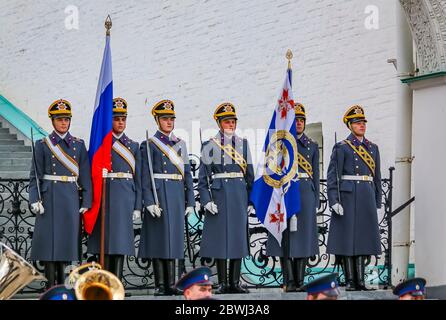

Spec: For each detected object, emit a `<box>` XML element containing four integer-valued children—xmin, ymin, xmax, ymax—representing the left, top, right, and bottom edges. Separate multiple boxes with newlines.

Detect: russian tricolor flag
<box><xmin>83</xmin><ymin>35</ymin><xmax>113</xmax><ymax>235</ymax></box>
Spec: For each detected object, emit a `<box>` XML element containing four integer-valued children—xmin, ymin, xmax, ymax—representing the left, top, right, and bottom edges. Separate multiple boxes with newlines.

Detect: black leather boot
<box><xmin>228</xmin><ymin>259</ymin><xmax>249</xmax><ymax>293</ymax></box>
<box><xmin>215</xmin><ymin>259</ymin><xmax>228</xmax><ymax>294</ymax></box>
<box><xmin>355</xmin><ymin>255</ymin><xmax>373</xmax><ymax>291</ymax></box>
<box><xmin>280</xmin><ymin>257</ymin><xmax>296</xmax><ymax>292</ymax></box>
<box><xmin>114</xmin><ymin>255</ymin><xmax>124</xmax><ymax>281</ymax></box>
<box><xmin>56</xmin><ymin>262</ymin><xmax>67</xmax><ymax>285</ymax></box>
<box><xmin>153</xmin><ymin>259</ymin><xmax>166</xmax><ymax>296</ymax></box>
<box><xmin>165</xmin><ymin>259</ymin><xmax>181</xmax><ymax>295</ymax></box>
<box><xmin>343</xmin><ymin>256</ymin><xmax>356</xmax><ymax>291</ymax></box>
<box><xmin>44</xmin><ymin>262</ymin><xmax>56</xmax><ymax>290</ymax></box>
<box><xmin>293</xmin><ymin>258</ymin><xmax>308</xmax><ymax>292</ymax></box>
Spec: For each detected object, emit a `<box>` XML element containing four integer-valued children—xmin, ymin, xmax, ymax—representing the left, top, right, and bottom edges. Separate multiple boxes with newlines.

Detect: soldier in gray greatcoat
<box><xmin>87</xmin><ymin>97</ymin><xmax>142</xmax><ymax>281</ymax></box>
<box><xmin>138</xmin><ymin>100</ymin><xmax>195</xmax><ymax>296</ymax></box>
<box><xmin>29</xmin><ymin>99</ymin><xmax>92</xmax><ymax>289</ymax></box>
<box><xmin>326</xmin><ymin>105</ymin><xmax>382</xmax><ymax>291</ymax></box>
<box><xmin>198</xmin><ymin>102</ymin><xmax>255</xmax><ymax>294</ymax></box>
<box><xmin>266</xmin><ymin>103</ymin><xmax>320</xmax><ymax>292</ymax></box>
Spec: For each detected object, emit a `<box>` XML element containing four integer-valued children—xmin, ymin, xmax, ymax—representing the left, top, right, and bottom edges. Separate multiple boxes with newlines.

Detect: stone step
<box><xmin>0</xmin><ymin>158</ymin><xmax>32</xmax><ymax>166</ymax></box>
<box><xmin>0</xmin><ymin>133</ymin><xmax>17</xmax><ymax>139</ymax></box>
<box><xmin>0</xmin><ymin>165</ymin><xmax>30</xmax><ymax>171</ymax></box>
<box><xmin>0</xmin><ymin>152</ymin><xmax>32</xmax><ymax>159</ymax></box>
<box><xmin>0</xmin><ymin>139</ymin><xmax>24</xmax><ymax>145</ymax></box>
<box><xmin>0</xmin><ymin>145</ymin><xmax>31</xmax><ymax>152</ymax></box>
<box><xmin>0</xmin><ymin>128</ymin><xmax>10</xmax><ymax>134</ymax></box>
<box><xmin>0</xmin><ymin>171</ymin><xmax>30</xmax><ymax>179</ymax></box>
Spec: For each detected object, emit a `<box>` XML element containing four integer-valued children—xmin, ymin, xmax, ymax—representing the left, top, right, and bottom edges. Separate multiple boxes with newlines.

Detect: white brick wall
<box><xmin>0</xmin><ymin>0</ymin><xmax>398</xmax><ymax>175</ymax></box>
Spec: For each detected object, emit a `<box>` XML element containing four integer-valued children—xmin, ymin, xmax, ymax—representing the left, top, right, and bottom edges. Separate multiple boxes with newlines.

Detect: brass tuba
<box><xmin>68</xmin><ymin>262</ymin><xmax>125</xmax><ymax>300</ymax></box>
<box><xmin>0</xmin><ymin>242</ymin><xmax>47</xmax><ymax>300</ymax></box>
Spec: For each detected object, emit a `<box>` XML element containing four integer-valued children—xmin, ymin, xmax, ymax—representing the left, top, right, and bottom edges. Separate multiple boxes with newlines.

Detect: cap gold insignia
<box><xmin>164</xmin><ymin>102</ymin><xmax>173</xmax><ymax>110</ymax></box>
<box><xmin>415</xmin><ymin>284</ymin><xmax>420</xmax><ymax>290</ymax></box>
<box><xmin>204</xmin><ymin>274</ymin><xmax>209</xmax><ymax>281</ymax></box>
<box><xmin>354</xmin><ymin>106</ymin><xmax>362</xmax><ymax>114</ymax></box>
<box><xmin>331</xmin><ymin>282</ymin><xmax>336</xmax><ymax>288</ymax></box>
<box><xmin>57</xmin><ymin>100</ymin><xmax>67</xmax><ymax>110</ymax></box>
<box><xmin>116</xmin><ymin>101</ymin><xmax>124</xmax><ymax>108</ymax></box>
<box><xmin>223</xmin><ymin>105</ymin><xmax>234</xmax><ymax>112</ymax></box>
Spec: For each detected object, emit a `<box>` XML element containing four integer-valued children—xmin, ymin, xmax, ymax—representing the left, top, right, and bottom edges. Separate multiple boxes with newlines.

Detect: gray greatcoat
<box><xmin>88</xmin><ymin>133</ymin><xmax>142</xmax><ymax>256</ymax></box>
<box><xmin>29</xmin><ymin>131</ymin><xmax>92</xmax><ymax>262</ymax></box>
<box><xmin>266</xmin><ymin>133</ymin><xmax>320</xmax><ymax>258</ymax></box>
<box><xmin>198</xmin><ymin>132</ymin><xmax>255</xmax><ymax>259</ymax></box>
<box><xmin>326</xmin><ymin>133</ymin><xmax>382</xmax><ymax>256</ymax></box>
<box><xmin>138</xmin><ymin>130</ymin><xmax>195</xmax><ymax>259</ymax></box>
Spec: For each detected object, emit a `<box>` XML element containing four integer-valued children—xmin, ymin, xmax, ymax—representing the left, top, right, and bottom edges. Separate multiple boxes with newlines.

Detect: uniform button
<box><xmin>54</xmin><ymin>181</ymin><xmax>57</xmax><ymax>184</ymax></box>
<box><xmin>73</xmin><ymin>156</ymin><xmax>76</xmax><ymax>159</ymax></box>
<box><xmin>128</xmin><ymin>147</ymin><xmax>131</xmax><ymax>150</ymax></box>
<box><xmin>163</xmin><ymin>162</ymin><xmax>167</xmax><ymax>165</ymax></box>
<box><xmin>126</xmin><ymin>178</ymin><xmax>129</xmax><ymax>181</ymax></box>
<box><xmin>307</xmin><ymin>155</ymin><xmax>310</xmax><ymax>158</ymax></box>
<box><xmin>52</xmin><ymin>155</ymin><xmax>55</xmax><ymax>159</ymax></box>
<box><xmin>164</xmin><ymin>170</ymin><xmax>167</xmax><ymax>173</ymax></box>
<box><xmin>225</xmin><ymin>179</ymin><xmax>228</xmax><ymax>182</ymax></box>
<box><xmin>53</xmin><ymin>172</ymin><xmax>57</xmax><ymax>175</ymax></box>
<box><xmin>355</xmin><ymin>158</ymin><xmax>358</xmax><ymax>161</ymax></box>
<box><xmin>73</xmin><ymin>147</ymin><xmax>76</xmax><ymax>151</ymax></box>
<box><xmin>165</xmin><ymin>179</ymin><xmax>168</xmax><ymax>182</ymax></box>
<box><xmin>357</xmin><ymin>181</ymin><xmax>360</xmax><ymax>184</ymax></box>
<box><xmin>240</xmin><ymin>179</ymin><xmax>242</xmax><ymax>181</ymax></box>
<box><xmin>111</xmin><ymin>178</ymin><xmax>114</xmax><ymax>181</ymax></box>
<box><xmin>356</xmin><ymin>166</ymin><xmax>359</xmax><ymax>168</ymax></box>
<box><xmin>371</xmin><ymin>151</ymin><xmax>373</xmax><ymax>154</ymax></box>
<box><xmin>162</xmin><ymin>154</ymin><xmax>165</xmax><ymax>157</ymax></box>
<box><xmin>356</xmin><ymin>173</ymin><xmax>359</xmax><ymax>176</ymax></box>
<box><xmin>53</xmin><ymin>164</ymin><xmax>56</xmax><ymax>167</ymax></box>
<box><xmin>111</xmin><ymin>170</ymin><xmax>113</xmax><ymax>173</ymax></box>
<box><xmin>308</xmin><ymin>147</ymin><xmax>310</xmax><ymax>150</ymax></box>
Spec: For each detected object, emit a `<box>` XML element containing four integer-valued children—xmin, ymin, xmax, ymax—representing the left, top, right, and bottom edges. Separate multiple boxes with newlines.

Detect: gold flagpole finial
<box><xmin>105</xmin><ymin>15</ymin><xmax>112</xmax><ymax>36</ymax></box>
<box><xmin>286</xmin><ymin>49</ymin><xmax>293</xmax><ymax>69</ymax></box>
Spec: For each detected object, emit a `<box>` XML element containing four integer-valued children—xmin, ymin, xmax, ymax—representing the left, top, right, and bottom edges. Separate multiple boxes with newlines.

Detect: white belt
<box><xmin>43</xmin><ymin>174</ymin><xmax>77</xmax><ymax>183</ymax></box>
<box><xmin>298</xmin><ymin>173</ymin><xmax>310</xmax><ymax>179</ymax></box>
<box><xmin>105</xmin><ymin>172</ymin><xmax>133</xmax><ymax>179</ymax></box>
<box><xmin>153</xmin><ymin>173</ymin><xmax>183</xmax><ymax>180</ymax></box>
<box><xmin>213</xmin><ymin>172</ymin><xmax>244</xmax><ymax>179</ymax></box>
<box><xmin>341</xmin><ymin>175</ymin><xmax>373</xmax><ymax>182</ymax></box>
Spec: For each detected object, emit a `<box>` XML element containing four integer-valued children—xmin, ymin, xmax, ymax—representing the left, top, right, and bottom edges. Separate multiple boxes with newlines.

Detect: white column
<box><xmin>391</xmin><ymin>1</ymin><xmax>413</xmax><ymax>286</ymax></box>
<box><xmin>406</xmin><ymin>73</ymin><xmax>446</xmax><ymax>286</ymax></box>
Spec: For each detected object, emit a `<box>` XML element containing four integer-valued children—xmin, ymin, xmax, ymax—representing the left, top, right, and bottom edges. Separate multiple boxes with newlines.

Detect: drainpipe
<box><xmin>391</xmin><ymin>1</ymin><xmax>413</xmax><ymax>285</ymax></box>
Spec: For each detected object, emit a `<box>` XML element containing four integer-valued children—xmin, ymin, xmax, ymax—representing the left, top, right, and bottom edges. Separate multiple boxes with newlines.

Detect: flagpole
<box><xmin>283</xmin><ymin>49</ymin><xmax>292</xmax><ymax>291</ymax></box>
<box><xmin>100</xmin><ymin>15</ymin><xmax>112</xmax><ymax>269</ymax></box>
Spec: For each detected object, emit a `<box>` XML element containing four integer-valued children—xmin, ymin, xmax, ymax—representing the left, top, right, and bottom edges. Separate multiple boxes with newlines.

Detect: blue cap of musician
<box><xmin>39</xmin><ymin>285</ymin><xmax>77</xmax><ymax>300</ymax></box>
<box><xmin>393</xmin><ymin>277</ymin><xmax>426</xmax><ymax>300</ymax></box>
<box><xmin>175</xmin><ymin>267</ymin><xmax>214</xmax><ymax>300</ymax></box>
<box><xmin>302</xmin><ymin>273</ymin><xmax>340</xmax><ymax>300</ymax></box>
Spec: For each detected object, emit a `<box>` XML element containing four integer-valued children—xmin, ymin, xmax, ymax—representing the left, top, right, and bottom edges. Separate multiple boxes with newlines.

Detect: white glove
<box><xmin>31</xmin><ymin>202</ymin><xmax>44</xmax><ymax>215</ymax></box>
<box><xmin>132</xmin><ymin>210</ymin><xmax>141</xmax><ymax>221</ymax></box>
<box><xmin>204</xmin><ymin>202</ymin><xmax>218</xmax><ymax>215</ymax></box>
<box><xmin>247</xmin><ymin>205</ymin><xmax>255</xmax><ymax>215</ymax></box>
<box><xmin>147</xmin><ymin>205</ymin><xmax>162</xmax><ymax>218</ymax></box>
<box><xmin>185</xmin><ymin>206</ymin><xmax>194</xmax><ymax>217</ymax></box>
<box><xmin>331</xmin><ymin>203</ymin><xmax>344</xmax><ymax>216</ymax></box>
<box><xmin>79</xmin><ymin>208</ymin><xmax>88</xmax><ymax>214</ymax></box>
